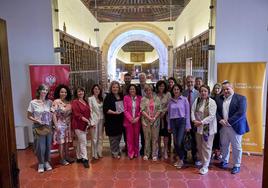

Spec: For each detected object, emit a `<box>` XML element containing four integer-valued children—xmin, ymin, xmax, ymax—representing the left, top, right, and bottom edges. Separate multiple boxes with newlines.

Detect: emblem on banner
<box><xmin>45</xmin><ymin>75</ymin><xmax>56</xmax><ymax>86</ymax></box>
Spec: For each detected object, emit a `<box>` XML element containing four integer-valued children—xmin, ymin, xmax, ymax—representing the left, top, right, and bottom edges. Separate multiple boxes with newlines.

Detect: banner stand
<box><xmin>29</xmin><ymin>64</ymin><xmax>71</xmax><ymax>152</ymax></box>
<box><xmin>218</xmin><ymin>62</ymin><xmax>266</xmax><ymax>154</ymax></box>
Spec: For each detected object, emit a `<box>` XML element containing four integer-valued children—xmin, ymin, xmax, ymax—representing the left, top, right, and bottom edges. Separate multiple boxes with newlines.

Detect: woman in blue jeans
<box><xmin>27</xmin><ymin>84</ymin><xmax>53</xmax><ymax>173</ymax></box>
<box><xmin>168</xmin><ymin>84</ymin><xmax>191</xmax><ymax>168</ymax></box>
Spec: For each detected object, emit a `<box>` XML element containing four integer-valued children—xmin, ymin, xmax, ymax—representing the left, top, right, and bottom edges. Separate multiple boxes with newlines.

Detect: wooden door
<box><xmin>0</xmin><ymin>18</ymin><xmax>19</xmax><ymax>188</ymax></box>
<box><xmin>263</xmin><ymin>88</ymin><xmax>268</xmax><ymax>188</ymax></box>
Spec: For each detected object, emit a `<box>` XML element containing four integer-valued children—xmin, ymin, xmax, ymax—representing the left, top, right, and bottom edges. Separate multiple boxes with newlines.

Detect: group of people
<box><xmin>27</xmin><ymin>84</ymin><xmax>103</xmax><ymax>171</ymax></box>
<box><xmin>27</xmin><ymin>73</ymin><xmax>249</xmax><ymax>176</ymax></box>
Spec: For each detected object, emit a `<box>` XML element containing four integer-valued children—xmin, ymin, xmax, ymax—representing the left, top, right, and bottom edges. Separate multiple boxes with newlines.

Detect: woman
<box><xmin>156</xmin><ymin>80</ymin><xmax>171</xmax><ymax>159</ymax></box>
<box><xmin>71</xmin><ymin>87</ymin><xmax>91</xmax><ymax>168</ymax></box>
<box><xmin>211</xmin><ymin>83</ymin><xmax>222</xmax><ymax>99</ymax></box>
<box><xmin>140</xmin><ymin>84</ymin><xmax>161</xmax><ymax>161</ymax></box>
<box><xmin>191</xmin><ymin>85</ymin><xmax>217</xmax><ymax>175</ymax></box>
<box><xmin>88</xmin><ymin>84</ymin><xmax>104</xmax><ymax>160</ymax></box>
<box><xmin>168</xmin><ymin>77</ymin><xmax>177</xmax><ymax>91</ymax></box>
<box><xmin>27</xmin><ymin>84</ymin><xmax>53</xmax><ymax>173</ymax></box>
<box><xmin>211</xmin><ymin>83</ymin><xmax>222</xmax><ymax>160</ymax></box>
<box><xmin>167</xmin><ymin>77</ymin><xmax>177</xmax><ymax>153</ymax></box>
<box><xmin>168</xmin><ymin>84</ymin><xmax>191</xmax><ymax>169</ymax></box>
<box><xmin>51</xmin><ymin>84</ymin><xmax>73</xmax><ymax>166</ymax></box>
<box><xmin>103</xmin><ymin>81</ymin><xmax>124</xmax><ymax>159</ymax></box>
<box><xmin>123</xmin><ymin>84</ymin><xmax>142</xmax><ymax>159</ymax></box>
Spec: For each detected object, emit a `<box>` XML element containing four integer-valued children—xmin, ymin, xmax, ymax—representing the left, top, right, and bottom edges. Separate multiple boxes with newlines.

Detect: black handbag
<box><xmin>183</xmin><ymin>132</ymin><xmax>192</xmax><ymax>151</ymax></box>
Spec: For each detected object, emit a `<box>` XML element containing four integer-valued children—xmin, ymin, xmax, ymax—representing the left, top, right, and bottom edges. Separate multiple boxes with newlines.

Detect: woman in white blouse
<box><xmin>27</xmin><ymin>84</ymin><xmax>53</xmax><ymax>173</ymax></box>
<box><xmin>191</xmin><ymin>85</ymin><xmax>217</xmax><ymax>175</ymax></box>
<box><xmin>88</xmin><ymin>84</ymin><xmax>104</xmax><ymax>159</ymax></box>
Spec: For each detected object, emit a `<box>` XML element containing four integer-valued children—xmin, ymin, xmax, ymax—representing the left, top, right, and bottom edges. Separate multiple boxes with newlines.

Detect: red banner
<box><xmin>29</xmin><ymin>64</ymin><xmax>71</xmax><ymax>151</ymax></box>
<box><xmin>29</xmin><ymin>64</ymin><xmax>70</xmax><ymax>100</ymax></box>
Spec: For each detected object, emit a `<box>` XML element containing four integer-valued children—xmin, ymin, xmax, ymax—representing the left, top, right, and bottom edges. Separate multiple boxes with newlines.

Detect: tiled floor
<box><xmin>18</xmin><ymin>147</ymin><xmax>263</xmax><ymax>188</ymax></box>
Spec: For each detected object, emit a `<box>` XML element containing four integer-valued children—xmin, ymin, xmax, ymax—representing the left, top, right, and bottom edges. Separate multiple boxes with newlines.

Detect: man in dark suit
<box><xmin>136</xmin><ymin>72</ymin><xmax>146</xmax><ymax>97</ymax></box>
<box><xmin>182</xmin><ymin>75</ymin><xmax>200</xmax><ymax>165</ymax></box>
<box><xmin>122</xmin><ymin>73</ymin><xmax>131</xmax><ymax>96</ymax></box>
<box><xmin>136</xmin><ymin>73</ymin><xmax>147</xmax><ymax>156</ymax></box>
<box><xmin>215</xmin><ymin>81</ymin><xmax>249</xmax><ymax>174</ymax></box>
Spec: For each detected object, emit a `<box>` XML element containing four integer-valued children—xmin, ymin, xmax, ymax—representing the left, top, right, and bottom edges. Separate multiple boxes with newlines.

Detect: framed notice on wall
<box><xmin>186</xmin><ymin>57</ymin><xmax>192</xmax><ymax>76</ymax></box>
<box><xmin>131</xmin><ymin>52</ymin><xmax>145</xmax><ymax>62</ymax></box>
<box><xmin>134</xmin><ymin>65</ymin><xmax>142</xmax><ymax>72</ymax></box>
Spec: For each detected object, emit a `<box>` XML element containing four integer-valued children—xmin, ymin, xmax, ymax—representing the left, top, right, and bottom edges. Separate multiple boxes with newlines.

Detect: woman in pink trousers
<box><xmin>123</xmin><ymin>84</ymin><xmax>142</xmax><ymax>159</ymax></box>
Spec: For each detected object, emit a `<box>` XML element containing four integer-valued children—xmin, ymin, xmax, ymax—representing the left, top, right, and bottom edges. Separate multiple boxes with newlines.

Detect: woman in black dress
<box><xmin>211</xmin><ymin>83</ymin><xmax>222</xmax><ymax>160</ymax></box>
<box><xmin>103</xmin><ymin>81</ymin><xmax>124</xmax><ymax>159</ymax></box>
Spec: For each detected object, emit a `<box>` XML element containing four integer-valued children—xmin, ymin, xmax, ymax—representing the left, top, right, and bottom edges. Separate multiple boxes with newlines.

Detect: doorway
<box><xmin>0</xmin><ymin>18</ymin><xmax>19</xmax><ymax>188</ymax></box>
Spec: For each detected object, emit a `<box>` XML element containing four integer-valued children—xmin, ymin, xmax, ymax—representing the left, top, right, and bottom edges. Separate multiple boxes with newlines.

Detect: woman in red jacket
<box><xmin>123</xmin><ymin>84</ymin><xmax>142</xmax><ymax>159</ymax></box>
<box><xmin>71</xmin><ymin>87</ymin><xmax>91</xmax><ymax>168</ymax></box>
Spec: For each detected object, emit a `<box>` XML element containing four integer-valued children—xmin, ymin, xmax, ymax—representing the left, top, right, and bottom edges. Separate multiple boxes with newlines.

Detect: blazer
<box><xmin>103</xmin><ymin>93</ymin><xmax>124</xmax><ymax>136</ymax></box>
<box><xmin>182</xmin><ymin>88</ymin><xmax>199</xmax><ymax>106</ymax></box>
<box><xmin>123</xmin><ymin>95</ymin><xmax>142</xmax><ymax>127</ymax></box>
<box><xmin>71</xmin><ymin>99</ymin><xmax>91</xmax><ymax>131</ymax></box>
<box><xmin>215</xmin><ymin>93</ymin><xmax>249</xmax><ymax>135</ymax></box>
<box><xmin>88</xmin><ymin>96</ymin><xmax>103</xmax><ymax>126</ymax></box>
<box><xmin>140</xmin><ymin>95</ymin><xmax>161</xmax><ymax>127</ymax></box>
<box><xmin>191</xmin><ymin>97</ymin><xmax>217</xmax><ymax>135</ymax></box>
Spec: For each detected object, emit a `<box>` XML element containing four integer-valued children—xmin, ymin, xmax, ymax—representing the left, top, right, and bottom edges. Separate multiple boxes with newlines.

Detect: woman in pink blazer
<box><xmin>123</xmin><ymin>84</ymin><xmax>142</xmax><ymax>159</ymax></box>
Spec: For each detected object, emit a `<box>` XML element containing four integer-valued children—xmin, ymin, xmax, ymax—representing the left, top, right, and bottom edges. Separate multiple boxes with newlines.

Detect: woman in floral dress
<box><xmin>51</xmin><ymin>84</ymin><xmax>73</xmax><ymax>165</ymax></box>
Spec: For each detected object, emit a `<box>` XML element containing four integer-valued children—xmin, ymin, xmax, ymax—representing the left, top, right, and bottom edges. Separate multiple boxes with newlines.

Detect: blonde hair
<box><xmin>109</xmin><ymin>80</ymin><xmax>120</xmax><ymax>93</ymax></box>
<box><xmin>144</xmin><ymin>84</ymin><xmax>154</xmax><ymax>92</ymax></box>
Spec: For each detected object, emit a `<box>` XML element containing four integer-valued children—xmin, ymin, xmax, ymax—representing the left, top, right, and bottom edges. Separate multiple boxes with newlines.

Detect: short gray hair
<box><xmin>139</xmin><ymin>72</ymin><xmax>146</xmax><ymax>79</ymax></box>
<box><xmin>186</xmin><ymin>75</ymin><xmax>195</xmax><ymax>81</ymax></box>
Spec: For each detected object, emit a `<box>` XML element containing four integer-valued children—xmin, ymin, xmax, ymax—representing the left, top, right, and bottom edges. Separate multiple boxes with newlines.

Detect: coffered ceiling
<box><xmin>122</xmin><ymin>41</ymin><xmax>154</xmax><ymax>52</ymax></box>
<box><xmin>81</xmin><ymin>0</ymin><xmax>190</xmax><ymax>22</ymax></box>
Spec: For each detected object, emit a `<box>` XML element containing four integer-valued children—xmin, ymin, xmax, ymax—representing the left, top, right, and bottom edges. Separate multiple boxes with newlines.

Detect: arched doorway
<box><xmin>101</xmin><ymin>23</ymin><xmax>173</xmax><ymax>85</ymax></box>
<box><xmin>116</xmin><ymin>41</ymin><xmax>159</xmax><ymax>81</ymax></box>
<box><xmin>107</xmin><ymin>29</ymin><xmax>167</xmax><ymax>80</ymax></box>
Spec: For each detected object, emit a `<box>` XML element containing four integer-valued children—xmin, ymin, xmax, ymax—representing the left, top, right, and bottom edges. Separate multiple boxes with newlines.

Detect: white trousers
<box><xmin>75</xmin><ymin>129</ymin><xmax>88</xmax><ymax>160</ymax></box>
<box><xmin>196</xmin><ymin>133</ymin><xmax>214</xmax><ymax>168</ymax></box>
<box><xmin>220</xmin><ymin>126</ymin><xmax>242</xmax><ymax>167</ymax></box>
<box><xmin>90</xmin><ymin>119</ymin><xmax>104</xmax><ymax>158</ymax></box>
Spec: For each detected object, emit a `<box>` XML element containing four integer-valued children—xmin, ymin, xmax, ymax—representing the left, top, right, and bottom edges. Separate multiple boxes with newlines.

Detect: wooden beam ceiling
<box><xmin>122</xmin><ymin>41</ymin><xmax>154</xmax><ymax>52</ymax></box>
<box><xmin>81</xmin><ymin>0</ymin><xmax>191</xmax><ymax>22</ymax></box>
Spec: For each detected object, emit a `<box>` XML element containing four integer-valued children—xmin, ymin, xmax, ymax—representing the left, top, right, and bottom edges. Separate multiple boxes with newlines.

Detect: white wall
<box><xmin>0</xmin><ymin>0</ymin><xmax>55</xmax><ymax>143</ymax></box>
<box><xmin>174</xmin><ymin>0</ymin><xmax>210</xmax><ymax>47</ymax></box>
<box><xmin>58</xmin><ymin>0</ymin><xmax>99</xmax><ymax>46</ymax></box>
<box><xmin>117</xmin><ymin>49</ymin><xmax>159</xmax><ymax>64</ymax></box>
<box><xmin>215</xmin><ymin>0</ymin><xmax>268</xmax><ymax>135</ymax></box>
<box><xmin>215</xmin><ymin>0</ymin><xmax>268</xmax><ymax>64</ymax></box>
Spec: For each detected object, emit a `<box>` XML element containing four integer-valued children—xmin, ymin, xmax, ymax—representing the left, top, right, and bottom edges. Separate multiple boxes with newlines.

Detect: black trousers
<box><xmin>123</xmin><ymin>126</ymin><xmax>127</xmax><ymax>146</ymax></box>
<box><xmin>140</xmin><ymin>127</ymin><xmax>145</xmax><ymax>155</ymax></box>
<box><xmin>184</xmin><ymin>126</ymin><xmax>197</xmax><ymax>162</ymax></box>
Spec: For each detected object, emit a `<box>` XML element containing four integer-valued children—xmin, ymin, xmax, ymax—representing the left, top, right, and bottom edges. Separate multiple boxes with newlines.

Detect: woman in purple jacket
<box><xmin>168</xmin><ymin>84</ymin><xmax>191</xmax><ymax>169</ymax></box>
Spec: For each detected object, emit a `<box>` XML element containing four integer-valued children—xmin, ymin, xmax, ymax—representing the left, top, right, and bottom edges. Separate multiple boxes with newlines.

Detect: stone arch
<box><xmin>101</xmin><ymin>23</ymin><xmax>173</xmax><ymax>82</ymax></box>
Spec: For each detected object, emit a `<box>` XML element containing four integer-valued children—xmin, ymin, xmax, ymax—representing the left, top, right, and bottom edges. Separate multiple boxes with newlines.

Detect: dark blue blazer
<box><xmin>215</xmin><ymin>93</ymin><xmax>250</xmax><ymax>135</ymax></box>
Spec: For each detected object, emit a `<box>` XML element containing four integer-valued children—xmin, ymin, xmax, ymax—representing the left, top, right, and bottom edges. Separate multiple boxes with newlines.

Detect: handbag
<box><xmin>183</xmin><ymin>132</ymin><xmax>192</xmax><ymax>151</ymax></box>
<box><xmin>34</xmin><ymin>125</ymin><xmax>51</xmax><ymax>136</ymax></box>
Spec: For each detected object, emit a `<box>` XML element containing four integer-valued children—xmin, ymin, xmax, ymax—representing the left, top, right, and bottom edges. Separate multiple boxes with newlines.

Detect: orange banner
<box><xmin>217</xmin><ymin>62</ymin><xmax>266</xmax><ymax>154</ymax></box>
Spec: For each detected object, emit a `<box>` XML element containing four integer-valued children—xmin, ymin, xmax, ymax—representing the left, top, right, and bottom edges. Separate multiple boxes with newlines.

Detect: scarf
<box><xmin>195</xmin><ymin>97</ymin><xmax>210</xmax><ymax>142</ymax></box>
